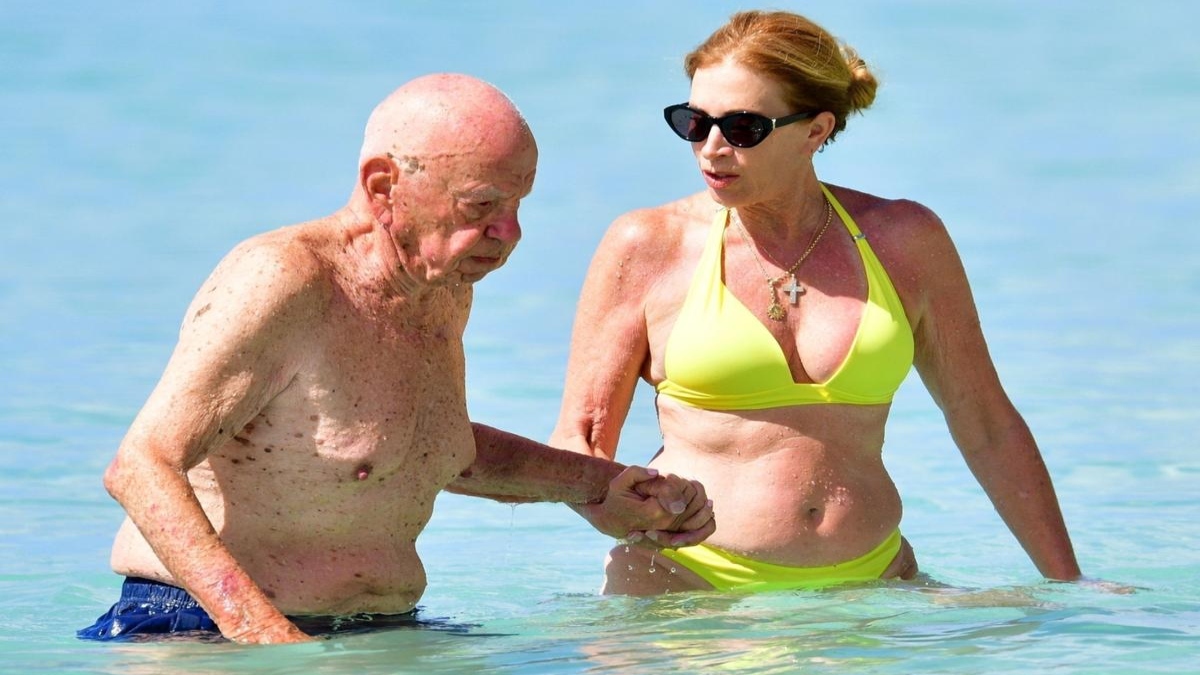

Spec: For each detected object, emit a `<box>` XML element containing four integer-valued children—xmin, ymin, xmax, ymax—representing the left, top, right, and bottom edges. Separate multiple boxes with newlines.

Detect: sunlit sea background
<box><xmin>2</xmin><ymin>1</ymin><xmax>1198</xmax><ymax>673</ymax></box>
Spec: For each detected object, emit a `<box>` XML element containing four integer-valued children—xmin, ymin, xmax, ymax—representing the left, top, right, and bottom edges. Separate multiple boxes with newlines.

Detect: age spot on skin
<box><xmin>388</xmin><ymin>153</ymin><xmax>424</xmax><ymax>174</ymax></box>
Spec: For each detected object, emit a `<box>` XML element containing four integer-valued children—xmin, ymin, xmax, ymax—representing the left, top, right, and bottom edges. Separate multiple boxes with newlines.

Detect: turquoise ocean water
<box><xmin>2</xmin><ymin>1</ymin><xmax>1198</xmax><ymax>672</ymax></box>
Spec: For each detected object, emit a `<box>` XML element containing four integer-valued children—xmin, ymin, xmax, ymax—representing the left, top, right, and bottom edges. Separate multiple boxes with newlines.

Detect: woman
<box><xmin>550</xmin><ymin>10</ymin><xmax>1081</xmax><ymax>594</ymax></box>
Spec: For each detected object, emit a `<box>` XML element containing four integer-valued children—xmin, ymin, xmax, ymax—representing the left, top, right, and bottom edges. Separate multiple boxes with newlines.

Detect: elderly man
<box><xmin>79</xmin><ymin>74</ymin><xmax>714</xmax><ymax>644</ymax></box>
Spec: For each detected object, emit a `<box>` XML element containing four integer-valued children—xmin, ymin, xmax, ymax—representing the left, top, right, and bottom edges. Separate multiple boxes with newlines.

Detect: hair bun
<box><xmin>841</xmin><ymin>45</ymin><xmax>878</xmax><ymax>112</ymax></box>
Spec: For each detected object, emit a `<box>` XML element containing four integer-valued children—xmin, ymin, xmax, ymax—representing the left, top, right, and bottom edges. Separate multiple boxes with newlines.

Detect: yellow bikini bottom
<box><xmin>657</xmin><ymin>530</ymin><xmax>903</xmax><ymax>592</ymax></box>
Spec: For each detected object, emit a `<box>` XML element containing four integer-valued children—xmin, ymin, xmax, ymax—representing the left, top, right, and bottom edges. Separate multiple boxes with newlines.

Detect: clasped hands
<box><xmin>582</xmin><ymin>466</ymin><xmax>715</xmax><ymax>549</ymax></box>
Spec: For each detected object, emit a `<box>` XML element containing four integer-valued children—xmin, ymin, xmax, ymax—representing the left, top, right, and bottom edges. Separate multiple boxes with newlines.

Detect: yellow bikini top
<box><xmin>655</xmin><ymin>185</ymin><xmax>913</xmax><ymax>410</ymax></box>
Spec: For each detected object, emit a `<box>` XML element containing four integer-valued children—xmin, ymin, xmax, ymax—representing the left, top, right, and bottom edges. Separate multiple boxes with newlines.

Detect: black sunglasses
<box><xmin>663</xmin><ymin>103</ymin><xmax>816</xmax><ymax>148</ymax></box>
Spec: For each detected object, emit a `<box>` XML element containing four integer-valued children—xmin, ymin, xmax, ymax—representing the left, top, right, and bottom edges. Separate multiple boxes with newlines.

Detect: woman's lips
<box><xmin>703</xmin><ymin>170</ymin><xmax>739</xmax><ymax>190</ymax></box>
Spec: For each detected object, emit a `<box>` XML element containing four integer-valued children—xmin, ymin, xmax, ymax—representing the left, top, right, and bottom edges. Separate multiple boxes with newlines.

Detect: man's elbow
<box><xmin>102</xmin><ymin>444</ymin><xmax>162</xmax><ymax>504</ymax></box>
<box><xmin>102</xmin><ymin>453</ymin><xmax>135</xmax><ymax>503</ymax></box>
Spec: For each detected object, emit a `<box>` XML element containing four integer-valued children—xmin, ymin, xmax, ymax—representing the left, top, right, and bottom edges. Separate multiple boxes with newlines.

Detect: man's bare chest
<box><xmin>208</xmin><ymin>317</ymin><xmax>475</xmax><ymax>494</ymax></box>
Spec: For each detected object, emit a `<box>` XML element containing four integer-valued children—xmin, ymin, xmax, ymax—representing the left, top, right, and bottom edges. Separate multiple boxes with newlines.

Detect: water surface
<box><xmin>2</xmin><ymin>1</ymin><xmax>1198</xmax><ymax>673</ymax></box>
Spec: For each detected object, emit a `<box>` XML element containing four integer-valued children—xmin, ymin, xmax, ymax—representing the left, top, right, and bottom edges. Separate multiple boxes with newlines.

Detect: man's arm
<box><xmin>105</xmin><ymin>432</ymin><xmax>308</xmax><ymax>643</ymax></box>
<box><xmin>104</xmin><ymin>240</ymin><xmax>321</xmax><ymax>643</ymax></box>
<box><xmin>447</xmin><ymin>423</ymin><xmax>714</xmax><ymax>546</ymax></box>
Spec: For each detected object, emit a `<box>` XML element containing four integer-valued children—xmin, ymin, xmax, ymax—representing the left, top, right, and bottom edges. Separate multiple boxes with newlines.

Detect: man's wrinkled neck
<box><xmin>335</xmin><ymin>205</ymin><xmax>427</xmax><ymax>302</ymax></box>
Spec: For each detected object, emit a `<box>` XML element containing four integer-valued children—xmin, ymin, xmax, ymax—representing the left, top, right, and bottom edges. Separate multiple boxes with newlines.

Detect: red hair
<box><xmin>684</xmin><ymin>11</ymin><xmax>877</xmax><ymax>143</ymax></box>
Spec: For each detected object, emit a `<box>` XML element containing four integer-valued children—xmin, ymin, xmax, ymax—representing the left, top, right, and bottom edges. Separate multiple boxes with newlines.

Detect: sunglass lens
<box><xmin>721</xmin><ymin>113</ymin><xmax>768</xmax><ymax>148</ymax></box>
<box><xmin>669</xmin><ymin>107</ymin><xmax>709</xmax><ymax>142</ymax></box>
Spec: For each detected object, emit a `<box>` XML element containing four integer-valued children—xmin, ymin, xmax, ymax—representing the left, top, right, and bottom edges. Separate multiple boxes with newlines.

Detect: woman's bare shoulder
<box><xmin>599</xmin><ymin>193</ymin><xmax>715</xmax><ymax>265</ymax></box>
<box><xmin>827</xmin><ymin>184</ymin><xmax>946</xmax><ymax>240</ymax></box>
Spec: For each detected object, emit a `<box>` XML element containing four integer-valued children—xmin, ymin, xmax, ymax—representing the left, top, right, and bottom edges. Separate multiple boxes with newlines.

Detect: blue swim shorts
<box><xmin>78</xmin><ymin>576</ymin><xmax>423</xmax><ymax>641</ymax></box>
<box><xmin>77</xmin><ymin>577</ymin><xmax>219</xmax><ymax>641</ymax></box>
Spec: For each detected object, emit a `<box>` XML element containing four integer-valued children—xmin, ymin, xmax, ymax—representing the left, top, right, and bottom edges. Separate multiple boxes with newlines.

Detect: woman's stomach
<box><xmin>652</xmin><ymin>398</ymin><xmax>903</xmax><ymax>567</ymax></box>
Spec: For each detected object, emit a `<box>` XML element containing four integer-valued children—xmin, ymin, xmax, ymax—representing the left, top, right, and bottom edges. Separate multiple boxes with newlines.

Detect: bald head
<box><xmin>359</xmin><ymin>74</ymin><xmax>533</xmax><ymax>168</ymax></box>
<box><xmin>347</xmin><ymin>74</ymin><xmax>537</xmax><ymax>287</ymax></box>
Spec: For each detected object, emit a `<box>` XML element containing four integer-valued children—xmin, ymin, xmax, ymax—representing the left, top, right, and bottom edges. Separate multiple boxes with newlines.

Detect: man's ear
<box><xmin>361</xmin><ymin>156</ymin><xmax>397</xmax><ymax>220</ymax></box>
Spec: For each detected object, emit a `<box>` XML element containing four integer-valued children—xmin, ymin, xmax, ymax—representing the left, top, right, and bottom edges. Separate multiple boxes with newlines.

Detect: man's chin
<box><xmin>459</xmin><ymin>260</ymin><xmax>507</xmax><ymax>284</ymax></box>
<box><xmin>447</xmin><ymin>270</ymin><xmax>489</xmax><ymax>285</ymax></box>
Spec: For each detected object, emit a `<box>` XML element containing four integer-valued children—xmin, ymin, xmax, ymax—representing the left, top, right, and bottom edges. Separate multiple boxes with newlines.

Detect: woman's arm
<box><xmin>549</xmin><ymin>209</ymin><xmax>670</xmax><ymax>460</ymax></box>
<box><xmin>546</xmin><ymin>208</ymin><xmax>715</xmax><ymax>546</ymax></box>
<box><xmin>900</xmin><ymin>202</ymin><xmax>1082</xmax><ymax>580</ymax></box>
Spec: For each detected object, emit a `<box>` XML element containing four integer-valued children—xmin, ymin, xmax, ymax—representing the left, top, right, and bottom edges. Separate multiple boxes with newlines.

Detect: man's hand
<box><xmin>579</xmin><ymin>467</ymin><xmax>715</xmax><ymax>548</ymax></box>
<box><xmin>223</xmin><ymin>614</ymin><xmax>315</xmax><ymax>645</ymax></box>
<box><xmin>633</xmin><ymin>471</ymin><xmax>715</xmax><ymax>548</ymax></box>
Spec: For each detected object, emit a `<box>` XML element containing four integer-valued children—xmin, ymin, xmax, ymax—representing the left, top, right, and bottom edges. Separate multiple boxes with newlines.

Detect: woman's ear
<box><xmin>807</xmin><ymin>111</ymin><xmax>837</xmax><ymax>153</ymax></box>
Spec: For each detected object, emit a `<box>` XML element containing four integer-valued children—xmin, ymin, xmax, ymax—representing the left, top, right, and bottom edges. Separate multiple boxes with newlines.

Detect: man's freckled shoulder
<box><xmin>189</xmin><ymin>227</ymin><xmax>337</xmax><ymax>324</ymax></box>
<box><xmin>231</xmin><ymin>228</ymin><xmax>330</xmax><ymax>284</ymax></box>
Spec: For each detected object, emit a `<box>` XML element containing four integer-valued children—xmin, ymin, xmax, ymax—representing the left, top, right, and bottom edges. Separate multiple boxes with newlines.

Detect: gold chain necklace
<box><xmin>732</xmin><ymin>196</ymin><xmax>833</xmax><ymax>321</ymax></box>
